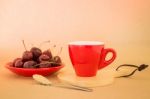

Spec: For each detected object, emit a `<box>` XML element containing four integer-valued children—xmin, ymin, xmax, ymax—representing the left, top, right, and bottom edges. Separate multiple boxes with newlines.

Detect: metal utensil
<box><xmin>33</xmin><ymin>74</ymin><xmax>93</xmax><ymax>92</ymax></box>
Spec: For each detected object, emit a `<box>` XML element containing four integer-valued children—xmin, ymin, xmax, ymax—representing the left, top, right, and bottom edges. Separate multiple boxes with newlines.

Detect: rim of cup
<box><xmin>68</xmin><ymin>41</ymin><xmax>104</xmax><ymax>45</ymax></box>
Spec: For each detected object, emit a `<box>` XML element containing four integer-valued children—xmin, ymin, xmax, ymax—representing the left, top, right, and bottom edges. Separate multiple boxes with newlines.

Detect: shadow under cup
<box><xmin>68</xmin><ymin>41</ymin><xmax>116</xmax><ymax>77</ymax></box>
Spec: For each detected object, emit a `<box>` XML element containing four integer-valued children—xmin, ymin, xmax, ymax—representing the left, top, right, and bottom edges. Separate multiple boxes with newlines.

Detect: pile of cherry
<box><xmin>12</xmin><ymin>42</ymin><xmax>62</xmax><ymax>68</ymax></box>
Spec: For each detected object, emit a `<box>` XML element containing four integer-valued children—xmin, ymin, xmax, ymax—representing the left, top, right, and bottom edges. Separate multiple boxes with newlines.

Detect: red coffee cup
<box><xmin>68</xmin><ymin>41</ymin><xmax>116</xmax><ymax>77</ymax></box>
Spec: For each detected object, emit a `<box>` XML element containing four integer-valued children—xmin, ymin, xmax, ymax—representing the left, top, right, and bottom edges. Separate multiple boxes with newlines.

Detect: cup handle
<box><xmin>98</xmin><ymin>48</ymin><xmax>116</xmax><ymax>69</ymax></box>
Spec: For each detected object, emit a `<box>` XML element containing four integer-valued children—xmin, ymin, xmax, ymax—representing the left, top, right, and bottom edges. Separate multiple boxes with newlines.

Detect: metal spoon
<box><xmin>33</xmin><ymin>74</ymin><xmax>93</xmax><ymax>92</ymax></box>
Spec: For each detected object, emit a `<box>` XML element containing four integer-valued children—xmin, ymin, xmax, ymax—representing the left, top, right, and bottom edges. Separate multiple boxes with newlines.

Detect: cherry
<box><xmin>23</xmin><ymin>61</ymin><xmax>37</xmax><ymax>68</ymax></box>
<box><xmin>53</xmin><ymin>56</ymin><xmax>62</xmax><ymax>64</ymax></box>
<box><xmin>39</xmin><ymin>61</ymin><xmax>51</xmax><ymax>68</ymax></box>
<box><xmin>30</xmin><ymin>47</ymin><xmax>42</xmax><ymax>60</ymax></box>
<box><xmin>14</xmin><ymin>58</ymin><xmax>24</xmax><ymax>68</ymax></box>
<box><xmin>39</xmin><ymin>54</ymin><xmax>50</xmax><ymax>62</ymax></box>
<box><xmin>22</xmin><ymin>51</ymin><xmax>33</xmax><ymax>61</ymax></box>
<box><xmin>13</xmin><ymin>58</ymin><xmax>22</xmax><ymax>66</ymax></box>
<box><xmin>11</xmin><ymin>40</ymin><xmax>63</xmax><ymax>69</ymax></box>
<box><xmin>42</xmin><ymin>49</ymin><xmax>52</xmax><ymax>59</ymax></box>
<box><xmin>51</xmin><ymin>62</ymin><xmax>61</xmax><ymax>67</ymax></box>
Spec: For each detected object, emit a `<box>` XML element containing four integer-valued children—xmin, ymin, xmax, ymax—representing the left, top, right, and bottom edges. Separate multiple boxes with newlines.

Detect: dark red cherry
<box><xmin>51</xmin><ymin>62</ymin><xmax>61</xmax><ymax>67</ymax></box>
<box><xmin>22</xmin><ymin>51</ymin><xmax>33</xmax><ymax>61</ymax></box>
<box><xmin>39</xmin><ymin>54</ymin><xmax>50</xmax><ymax>62</ymax></box>
<box><xmin>53</xmin><ymin>56</ymin><xmax>62</xmax><ymax>63</ymax></box>
<box><xmin>13</xmin><ymin>58</ymin><xmax>22</xmax><ymax>66</ymax></box>
<box><xmin>23</xmin><ymin>61</ymin><xmax>37</xmax><ymax>68</ymax></box>
<box><xmin>30</xmin><ymin>47</ymin><xmax>42</xmax><ymax>60</ymax></box>
<box><xmin>42</xmin><ymin>49</ymin><xmax>52</xmax><ymax>59</ymax></box>
<box><xmin>14</xmin><ymin>59</ymin><xmax>24</xmax><ymax>68</ymax></box>
<box><xmin>39</xmin><ymin>61</ymin><xmax>51</xmax><ymax>68</ymax></box>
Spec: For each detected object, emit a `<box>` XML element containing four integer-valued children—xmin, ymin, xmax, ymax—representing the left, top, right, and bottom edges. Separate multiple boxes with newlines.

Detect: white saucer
<box><xmin>57</xmin><ymin>68</ymin><xmax>116</xmax><ymax>88</ymax></box>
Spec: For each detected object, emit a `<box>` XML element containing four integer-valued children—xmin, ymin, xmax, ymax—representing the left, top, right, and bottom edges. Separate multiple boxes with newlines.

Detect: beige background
<box><xmin>0</xmin><ymin>0</ymin><xmax>150</xmax><ymax>99</ymax></box>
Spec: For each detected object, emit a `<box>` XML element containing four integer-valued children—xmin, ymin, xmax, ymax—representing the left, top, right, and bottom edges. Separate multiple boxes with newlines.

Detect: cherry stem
<box><xmin>53</xmin><ymin>45</ymin><xmax>56</xmax><ymax>48</ymax></box>
<box><xmin>39</xmin><ymin>40</ymin><xmax>51</xmax><ymax>48</ymax></box>
<box><xmin>57</xmin><ymin>47</ymin><xmax>63</xmax><ymax>56</ymax></box>
<box><xmin>22</xmin><ymin>40</ymin><xmax>27</xmax><ymax>51</ymax></box>
<box><xmin>33</xmin><ymin>62</ymin><xmax>61</xmax><ymax>67</ymax></box>
<box><xmin>30</xmin><ymin>43</ymin><xmax>34</xmax><ymax>48</ymax></box>
<box><xmin>50</xmin><ymin>44</ymin><xmax>56</xmax><ymax>56</ymax></box>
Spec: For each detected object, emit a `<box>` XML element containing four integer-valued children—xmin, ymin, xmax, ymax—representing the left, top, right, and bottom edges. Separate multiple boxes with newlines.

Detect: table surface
<box><xmin>0</xmin><ymin>45</ymin><xmax>150</xmax><ymax>99</ymax></box>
